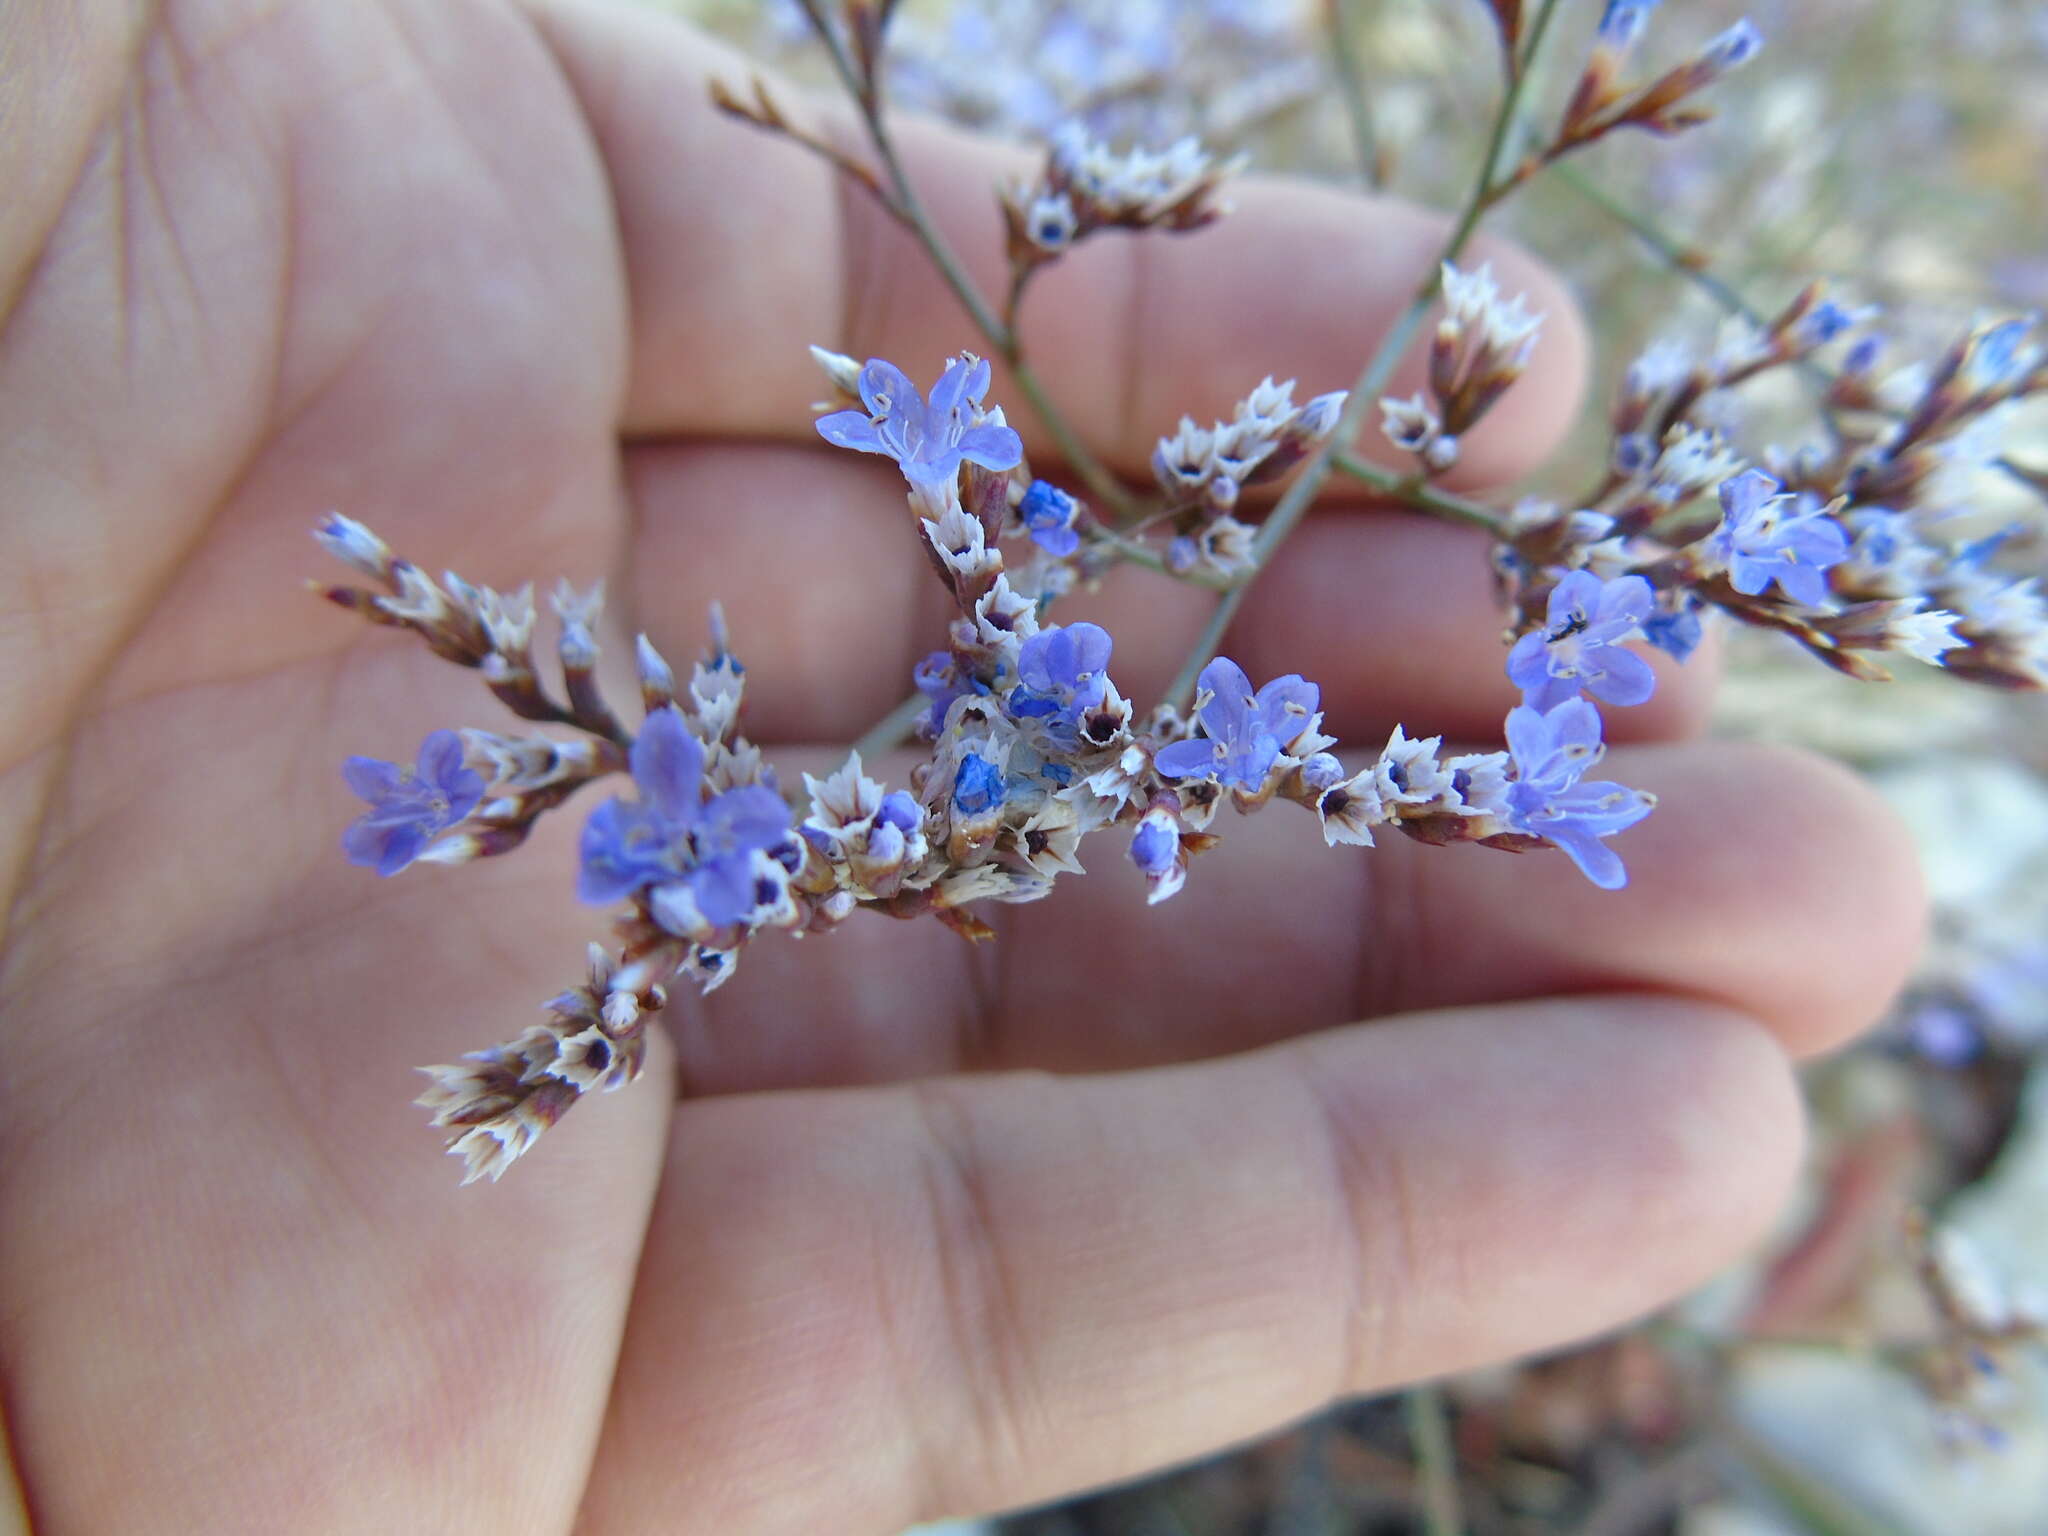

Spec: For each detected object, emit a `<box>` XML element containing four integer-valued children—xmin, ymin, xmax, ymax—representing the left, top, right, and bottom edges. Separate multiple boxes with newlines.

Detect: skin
<box><xmin>0</xmin><ymin>1</ymin><xmax>1928</xmax><ymax>1532</ymax></box>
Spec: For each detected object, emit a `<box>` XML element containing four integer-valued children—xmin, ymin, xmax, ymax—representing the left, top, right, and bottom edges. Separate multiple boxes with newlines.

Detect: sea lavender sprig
<box><xmin>312</xmin><ymin>514</ymin><xmax>633</xmax><ymax>747</ymax></box>
<box><xmin>1260</xmin><ymin>5</ymin><xmax>2035</xmax><ymax>710</ymax></box>
<box><xmin>1554</xmin><ymin>151</ymin><xmax>2048</xmax><ymax>521</ymax></box>
<box><xmin>321</xmin><ymin>328</ymin><xmax>1671</xmax><ymax>1184</ymax></box>
<box><xmin>312</xmin><ymin>0</ymin><xmax>2045</xmax><ymax>1197</ymax></box>
<box><xmin>1587</xmin><ymin>305</ymin><xmax>2043</xmax><ymax>686</ymax></box>
<box><xmin>1515</xmin><ymin>100</ymin><xmax>2048</xmax><ymax>679</ymax></box>
<box><xmin>803</xmin><ymin>344</ymin><xmax>1652</xmax><ymax>922</ymax></box>
<box><xmin>1341</xmin><ymin>279</ymin><xmax>2043</xmax><ymax>692</ymax></box>
<box><xmin>415</xmin><ymin>942</ymin><xmax>669</xmax><ymax>1184</ymax></box>
<box><xmin>317</xmin><ymin>521</ymin><xmax>823</xmax><ymax>1178</ymax></box>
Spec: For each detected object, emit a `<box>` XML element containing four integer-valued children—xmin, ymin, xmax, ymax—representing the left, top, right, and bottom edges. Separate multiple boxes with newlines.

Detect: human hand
<box><xmin>0</xmin><ymin>1</ymin><xmax>1925</xmax><ymax>1530</ymax></box>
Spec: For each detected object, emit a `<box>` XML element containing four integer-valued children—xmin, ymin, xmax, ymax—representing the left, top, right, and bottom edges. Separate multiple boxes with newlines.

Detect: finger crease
<box><xmin>1286</xmin><ymin>1045</ymin><xmax>1408</xmax><ymax>1396</ymax></box>
<box><xmin>902</xmin><ymin>1080</ymin><xmax>1038</xmax><ymax>1519</ymax></box>
<box><xmin>1356</xmin><ymin>835</ymin><xmax>1428</xmax><ymax>1022</ymax></box>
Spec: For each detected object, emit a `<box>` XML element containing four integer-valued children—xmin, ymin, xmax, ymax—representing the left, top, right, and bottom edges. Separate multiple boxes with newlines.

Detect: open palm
<box><xmin>0</xmin><ymin>2</ymin><xmax>1926</xmax><ymax>1531</ymax></box>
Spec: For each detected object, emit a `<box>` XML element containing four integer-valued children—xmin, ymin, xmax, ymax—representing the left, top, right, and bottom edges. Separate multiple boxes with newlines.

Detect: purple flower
<box><xmin>1010</xmin><ymin>622</ymin><xmax>1114</xmax><ymax>740</ymax></box>
<box><xmin>684</xmin><ymin>785</ymin><xmax>796</xmax><ymax>927</ymax></box>
<box><xmin>1794</xmin><ymin>300</ymin><xmax>1873</xmax><ymax>349</ymax></box>
<box><xmin>1699</xmin><ymin>17</ymin><xmax>1763</xmax><ymax>73</ymax></box>
<box><xmin>853</xmin><ymin>789</ymin><xmax>924</xmax><ymax>871</ymax></box>
<box><xmin>578</xmin><ymin>708</ymin><xmax>702</xmax><ymax>903</ymax></box>
<box><xmin>816</xmin><ymin>356</ymin><xmax>1024</xmax><ymax>497</ymax></box>
<box><xmin>954</xmin><ymin>752</ymin><xmax>1007</xmax><ymax>815</ymax></box>
<box><xmin>1965</xmin><ymin>319</ymin><xmax>2033</xmax><ymax>392</ymax></box>
<box><xmin>878</xmin><ymin>790</ymin><xmax>921</xmax><ymax>835</ymax></box>
<box><xmin>1507</xmin><ymin>571</ymin><xmax>1658</xmax><ymax>711</ymax></box>
<box><xmin>1154</xmin><ymin>657</ymin><xmax>1320</xmax><ymax>791</ymax></box>
<box><xmin>1842</xmin><ymin>334</ymin><xmax>1884</xmax><ymax>376</ymax></box>
<box><xmin>578</xmin><ymin>706</ymin><xmax>793</xmax><ymax>929</ymax></box>
<box><xmin>1504</xmin><ymin>699</ymin><xmax>1655</xmax><ymax>891</ymax></box>
<box><xmin>343</xmin><ymin>730</ymin><xmax>484</xmax><ymax>877</ymax></box>
<box><xmin>1597</xmin><ymin>0</ymin><xmax>1660</xmax><ymax>49</ymax></box>
<box><xmin>914</xmin><ymin>649</ymin><xmax>974</xmax><ymax>732</ymax></box>
<box><xmin>1127</xmin><ymin>805</ymin><xmax>1187</xmax><ymax>903</ymax></box>
<box><xmin>1019</xmin><ymin>479</ymin><xmax>1082</xmax><ymax>557</ymax></box>
<box><xmin>1907</xmin><ymin>1003</ymin><xmax>1982</xmax><ymax>1068</ymax></box>
<box><xmin>1708</xmin><ymin>470</ymin><xmax>1848</xmax><ymax>607</ymax></box>
<box><xmin>1643</xmin><ymin>595</ymin><xmax>1706</xmax><ymax>662</ymax></box>
<box><xmin>1129</xmin><ymin>818</ymin><xmax>1177</xmax><ymax>877</ymax></box>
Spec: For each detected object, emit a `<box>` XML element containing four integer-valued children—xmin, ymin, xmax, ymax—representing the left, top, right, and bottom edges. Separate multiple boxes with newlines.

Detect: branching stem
<box><xmin>1334</xmin><ymin>452</ymin><xmax>1507</xmax><ymax>533</ymax></box>
<box><xmin>1161</xmin><ymin>0</ymin><xmax>1566</xmax><ymax>710</ymax></box>
<box><xmin>1552</xmin><ymin>160</ymin><xmax>1764</xmax><ymax>325</ymax></box>
<box><xmin>1327</xmin><ymin>0</ymin><xmax>1385</xmax><ymax>190</ymax></box>
<box><xmin>851</xmin><ymin>689</ymin><xmax>931</xmax><ymax>762</ymax></box>
<box><xmin>796</xmin><ymin>2</ymin><xmax>1137</xmax><ymax>519</ymax></box>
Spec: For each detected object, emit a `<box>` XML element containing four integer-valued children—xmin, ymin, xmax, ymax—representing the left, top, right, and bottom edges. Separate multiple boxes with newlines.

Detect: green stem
<box><xmin>798</xmin><ymin>3</ymin><xmax>1001</xmax><ymax>343</ymax></box>
<box><xmin>1093</xmin><ymin>528</ymin><xmax>1232</xmax><ymax>587</ymax></box>
<box><xmin>1552</xmin><ymin>160</ymin><xmax>1768</xmax><ymax>327</ymax></box>
<box><xmin>1404</xmin><ymin>1386</ymin><xmax>1465</xmax><ymax>1536</ymax></box>
<box><xmin>1006</xmin><ymin>356</ymin><xmax>1138</xmax><ymax>518</ymax></box>
<box><xmin>1328</xmin><ymin>0</ymin><xmax>1384</xmax><ymax>191</ymax></box>
<box><xmin>1160</xmin><ymin>0</ymin><xmax>1565</xmax><ymax>711</ymax></box>
<box><xmin>850</xmin><ymin>688</ymin><xmax>931</xmax><ymax>762</ymax></box>
<box><xmin>855</xmin><ymin>106</ymin><xmax>1008</xmax><ymax>351</ymax></box>
<box><xmin>1334</xmin><ymin>451</ymin><xmax>1506</xmax><ymax>533</ymax></box>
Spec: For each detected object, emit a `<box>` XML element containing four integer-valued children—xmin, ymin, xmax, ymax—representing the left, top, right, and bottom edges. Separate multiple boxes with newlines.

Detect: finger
<box><xmin>578</xmin><ymin>995</ymin><xmax>1801</xmax><ymax>1533</ymax></box>
<box><xmin>665</xmin><ymin>739</ymin><xmax>1922</xmax><ymax>1094</ymax></box>
<box><xmin>530</xmin><ymin>1</ymin><xmax>1588</xmax><ymax>485</ymax></box>
<box><xmin>622</xmin><ymin>438</ymin><xmax>1711</xmax><ymax>744</ymax></box>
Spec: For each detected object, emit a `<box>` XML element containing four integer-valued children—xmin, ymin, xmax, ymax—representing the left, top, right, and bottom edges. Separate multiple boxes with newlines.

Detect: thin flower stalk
<box><xmin>1163</xmin><ymin>0</ymin><xmax>1569</xmax><ymax>711</ymax></box>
